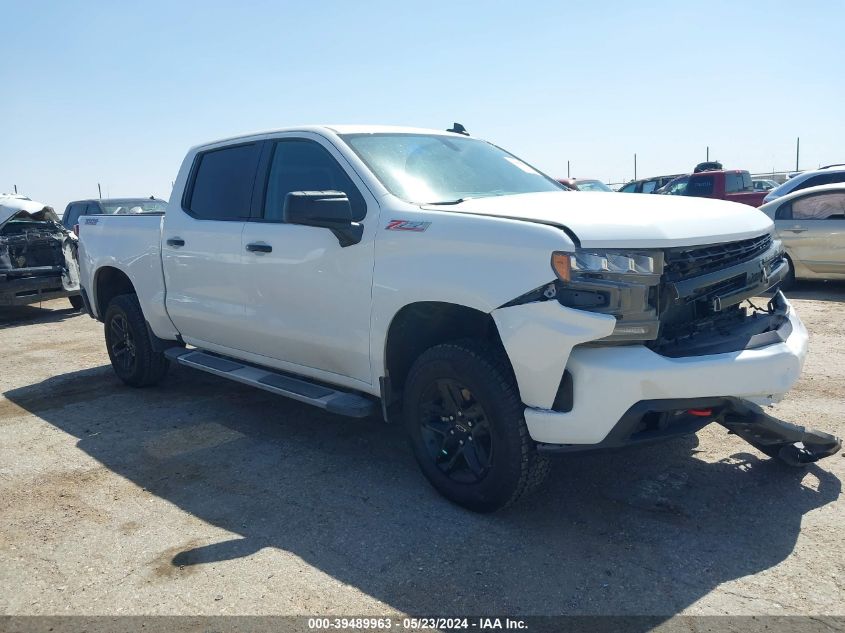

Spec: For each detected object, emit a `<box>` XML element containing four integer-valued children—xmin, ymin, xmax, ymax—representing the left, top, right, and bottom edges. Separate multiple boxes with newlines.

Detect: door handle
<box><xmin>166</xmin><ymin>237</ymin><xmax>185</xmax><ymax>247</ymax></box>
<box><xmin>246</xmin><ymin>242</ymin><xmax>272</xmax><ymax>253</ymax></box>
<box><xmin>786</xmin><ymin>226</ymin><xmax>807</xmax><ymax>233</ymax></box>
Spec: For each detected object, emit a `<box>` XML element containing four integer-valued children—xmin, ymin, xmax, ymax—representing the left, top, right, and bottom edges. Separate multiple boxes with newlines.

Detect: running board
<box><xmin>165</xmin><ymin>348</ymin><xmax>377</xmax><ymax>418</ymax></box>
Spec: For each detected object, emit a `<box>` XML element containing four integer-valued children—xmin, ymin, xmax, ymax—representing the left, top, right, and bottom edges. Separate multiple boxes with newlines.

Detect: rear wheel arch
<box><xmin>94</xmin><ymin>266</ymin><xmax>136</xmax><ymax>320</ymax></box>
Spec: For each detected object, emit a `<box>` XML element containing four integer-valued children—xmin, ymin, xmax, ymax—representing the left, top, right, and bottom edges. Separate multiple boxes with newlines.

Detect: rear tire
<box><xmin>68</xmin><ymin>294</ymin><xmax>84</xmax><ymax>311</ymax></box>
<box><xmin>104</xmin><ymin>293</ymin><xmax>169</xmax><ymax>387</ymax></box>
<box><xmin>403</xmin><ymin>339</ymin><xmax>549</xmax><ymax>512</ymax></box>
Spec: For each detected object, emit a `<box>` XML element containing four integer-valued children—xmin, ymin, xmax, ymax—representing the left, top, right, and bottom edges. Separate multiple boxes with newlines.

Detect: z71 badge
<box><xmin>385</xmin><ymin>219</ymin><xmax>431</xmax><ymax>232</ymax></box>
<box><xmin>84</xmin><ymin>217</ymin><xmax>99</xmax><ymax>225</ymax></box>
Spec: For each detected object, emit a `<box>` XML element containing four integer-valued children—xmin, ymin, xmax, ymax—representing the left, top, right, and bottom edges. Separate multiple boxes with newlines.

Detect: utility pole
<box><xmin>567</xmin><ymin>161</ymin><xmax>570</xmax><ymax>179</ymax></box>
<box><xmin>13</xmin><ymin>184</ymin><xmax>17</xmax><ymax>194</ymax></box>
<box><xmin>706</xmin><ymin>146</ymin><xmax>709</xmax><ymax>161</ymax></box>
<box><xmin>98</xmin><ymin>183</ymin><xmax>102</xmax><ymax>199</ymax></box>
<box><xmin>795</xmin><ymin>137</ymin><xmax>800</xmax><ymax>172</ymax></box>
<box><xmin>634</xmin><ymin>153</ymin><xmax>637</xmax><ymax>180</ymax></box>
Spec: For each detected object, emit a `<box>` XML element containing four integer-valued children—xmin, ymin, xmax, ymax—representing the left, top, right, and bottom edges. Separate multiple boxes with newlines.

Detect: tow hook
<box><xmin>718</xmin><ymin>400</ymin><xmax>842</xmax><ymax>466</ymax></box>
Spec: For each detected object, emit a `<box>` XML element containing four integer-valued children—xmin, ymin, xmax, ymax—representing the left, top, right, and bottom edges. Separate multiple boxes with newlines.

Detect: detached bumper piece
<box><xmin>538</xmin><ymin>397</ymin><xmax>841</xmax><ymax>466</ymax></box>
<box><xmin>719</xmin><ymin>400</ymin><xmax>842</xmax><ymax>466</ymax></box>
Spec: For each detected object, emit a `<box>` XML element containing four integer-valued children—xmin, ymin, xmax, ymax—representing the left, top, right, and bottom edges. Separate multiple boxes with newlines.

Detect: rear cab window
<box><xmin>725</xmin><ymin>171</ymin><xmax>752</xmax><ymax>193</ymax></box>
<box><xmin>685</xmin><ymin>174</ymin><xmax>715</xmax><ymax>197</ymax></box>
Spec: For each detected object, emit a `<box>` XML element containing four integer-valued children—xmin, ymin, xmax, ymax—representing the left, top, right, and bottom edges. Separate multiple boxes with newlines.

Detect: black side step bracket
<box><xmin>164</xmin><ymin>348</ymin><xmax>377</xmax><ymax>418</ymax></box>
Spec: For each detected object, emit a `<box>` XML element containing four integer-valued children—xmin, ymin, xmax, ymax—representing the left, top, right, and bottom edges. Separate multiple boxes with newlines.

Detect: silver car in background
<box><xmin>762</xmin><ymin>164</ymin><xmax>845</xmax><ymax>203</ymax></box>
<box><xmin>758</xmin><ymin>183</ymin><xmax>845</xmax><ymax>287</ymax></box>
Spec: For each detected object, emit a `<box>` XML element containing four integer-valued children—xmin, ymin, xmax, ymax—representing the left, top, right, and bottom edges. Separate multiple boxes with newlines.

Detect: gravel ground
<box><xmin>1</xmin><ymin>284</ymin><xmax>843</xmax><ymax>618</ymax></box>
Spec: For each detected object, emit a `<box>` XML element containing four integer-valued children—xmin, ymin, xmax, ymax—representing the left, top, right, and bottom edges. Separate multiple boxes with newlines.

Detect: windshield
<box><xmin>660</xmin><ymin>176</ymin><xmax>689</xmax><ymax>195</ymax></box>
<box><xmin>575</xmin><ymin>179</ymin><xmax>612</xmax><ymax>192</ymax></box>
<box><xmin>341</xmin><ymin>133</ymin><xmax>564</xmax><ymax>204</ymax></box>
<box><xmin>101</xmin><ymin>200</ymin><xmax>167</xmax><ymax>215</ymax></box>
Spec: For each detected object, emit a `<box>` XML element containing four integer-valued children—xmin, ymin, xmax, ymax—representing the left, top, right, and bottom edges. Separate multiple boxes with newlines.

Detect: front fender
<box><xmin>370</xmin><ymin>209</ymin><xmax>576</xmax><ymax>380</ymax></box>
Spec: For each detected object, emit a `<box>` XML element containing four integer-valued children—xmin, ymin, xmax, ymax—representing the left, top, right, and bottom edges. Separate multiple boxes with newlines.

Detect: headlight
<box><xmin>550</xmin><ymin>249</ymin><xmax>664</xmax><ymax>342</ymax></box>
<box><xmin>552</xmin><ymin>249</ymin><xmax>662</xmax><ymax>281</ymax></box>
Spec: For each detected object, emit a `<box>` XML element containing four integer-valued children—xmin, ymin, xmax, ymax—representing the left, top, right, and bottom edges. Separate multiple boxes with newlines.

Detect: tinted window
<box><xmin>725</xmin><ymin>172</ymin><xmax>752</xmax><ymax>193</ymax></box>
<box><xmin>63</xmin><ymin>203</ymin><xmax>82</xmax><ymax>228</ymax></box>
<box><xmin>794</xmin><ymin>172</ymin><xmax>845</xmax><ymax>192</ymax></box>
<box><xmin>686</xmin><ymin>175</ymin><xmax>714</xmax><ymax>197</ymax></box>
<box><xmin>663</xmin><ymin>177</ymin><xmax>689</xmax><ymax>195</ymax></box>
<box><xmin>641</xmin><ymin>181</ymin><xmax>657</xmax><ymax>194</ymax></box>
<box><xmin>619</xmin><ymin>182</ymin><xmax>637</xmax><ymax>193</ymax></box>
<box><xmin>792</xmin><ymin>192</ymin><xmax>845</xmax><ymax>220</ymax></box>
<box><xmin>774</xmin><ymin>202</ymin><xmax>793</xmax><ymax>220</ymax></box>
<box><xmin>187</xmin><ymin>143</ymin><xmax>261</xmax><ymax>220</ymax></box>
<box><xmin>263</xmin><ymin>140</ymin><xmax>366</xmax><ymax>222</ymax></box>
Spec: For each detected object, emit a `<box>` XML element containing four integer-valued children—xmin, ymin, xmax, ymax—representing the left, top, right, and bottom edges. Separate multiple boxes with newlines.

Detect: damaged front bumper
<box><xmin>0</xmin><ymin>267</ymin><xmax>78</xmax><ymax>306</ymax></box>
<box><xmin>496</xmin><ymin>291</ymin><xmax>826</xmax><ymax>438</ymax></box>
<box><xmin>536</xmin><ymin>396</ymin><xmax>841</xmax><ymax>466</ymax></box>
<box><xmin>496</xmin><ymin>291</ymin><xmax>840</xmax><ymax>464</ymax></box>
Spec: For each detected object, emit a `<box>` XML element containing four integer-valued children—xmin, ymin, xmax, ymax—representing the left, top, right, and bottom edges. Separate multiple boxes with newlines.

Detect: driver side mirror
<box><xmin>283</xmin><ymin>191</ymin><xmax>363</xmax><ymax>247</ymax></box>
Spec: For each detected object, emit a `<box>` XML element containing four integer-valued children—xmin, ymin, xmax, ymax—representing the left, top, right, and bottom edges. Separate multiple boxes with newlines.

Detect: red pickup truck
<box><xmin>661</xmin><ymin>170</ymin><xmax>767</xmax><ymax>207</ymax></box>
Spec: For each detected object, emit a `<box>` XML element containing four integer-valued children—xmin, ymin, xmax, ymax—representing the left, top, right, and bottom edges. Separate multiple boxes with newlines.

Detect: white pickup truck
<box><xmin>78</xmin><ymin>125</ymin><xmax>840</xmax><ymax>511</ymax></box>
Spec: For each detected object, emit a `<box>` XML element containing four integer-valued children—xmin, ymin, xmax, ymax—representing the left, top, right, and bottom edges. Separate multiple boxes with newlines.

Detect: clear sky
<box><xmin>2</xmin><ymin>0</ymin><xmax>843</xmax><ymax>210</ymax></box>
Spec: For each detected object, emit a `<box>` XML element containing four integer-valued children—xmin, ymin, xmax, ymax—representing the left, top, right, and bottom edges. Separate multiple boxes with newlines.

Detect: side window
<box><xmin>792</xmin><ymin>192</ymin><xmax>845</xmax><ymax>220</ymax></box>
<box><xmin>619</xmin><ymin>182</ymin><xmax>637</xmax><ymax>193</ymax></box>
<box><xmin>62</xmin><ymin>204</ymin><xmax>76</xmax><ymax>228</ymax></box>
<box><xmin>793</xmin><ymin>173</ymin><xmax>845</xmax><ymax>192</ymax></box>
<box><xmin>262</xmin><ymin>140</ymin><xmax>366</xmax><ymax>222</ymax></box>
<box><xmin>725</xmin><ymin>172</ymin><xmax>741</xmax><ymax>193</ymax></box>
<box><xmin>664</xmin><ymin>177</ymin><xmax>689</xmax><ymax>195</ymax></box>
<box><xmin>775</xmin><ymin>202</ymin><xmax>792</xmax><ymax>220</ymax></box>
<box><xmin>641</xmin><ymin>181</ymin><xmax>657</xmax><ymax>193</ymax></box>
<box><xmin>686</xmin><ymin>175</ymin><xmax>714</xmax><ymax>197</ymax></box>
<box><xmin>186</xmin><ymin>143</ymin><xmax>261</xmax><ymax>220</ymax></box>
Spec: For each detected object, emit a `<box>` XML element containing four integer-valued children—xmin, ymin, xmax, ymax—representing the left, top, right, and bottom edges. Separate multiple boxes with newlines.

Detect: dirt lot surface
<box><xmin>1</xmin><ymin>284</ymin><xmax>843</xmax><ymax>618</ymax></box>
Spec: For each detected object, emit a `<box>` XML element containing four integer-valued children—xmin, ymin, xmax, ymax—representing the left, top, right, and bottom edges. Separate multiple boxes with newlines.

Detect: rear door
<box><xmin>162</xmin><ymin>142</ymin><xmax>262</xmax><ymax>349</ymax></box>
<box><xmin>775</xmin><ymin>190</ymin><xmax>845</xmax><ymax>274</ymax></box>
<box><xmin>238</xmin><ymin>133</ymin><xmax>377</xmax><ymax>384</ymax></box>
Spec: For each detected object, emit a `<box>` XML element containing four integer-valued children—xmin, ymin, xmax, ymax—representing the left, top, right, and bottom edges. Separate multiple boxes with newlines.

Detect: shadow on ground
<box><xmin>0</xmin><ymin>302</ymin><xmax>82</xmax><ymax>329</ymax></box>
<box><xmin>781</xmin><ymin>279</ymin><xmax>845</xmax><ymax>303</ymax></box>
<box><xmin>5</xmin><ymin>364</ymin><xmax>840</xmax><ymax>619</ymax></box>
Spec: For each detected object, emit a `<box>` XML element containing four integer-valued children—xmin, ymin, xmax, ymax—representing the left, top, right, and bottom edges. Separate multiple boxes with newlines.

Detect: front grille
<box><xmin>649</xmin><ymin>232</ymin><xmax>786</xmax><ymax>356</ymax></box>
<box><xmin>664</xmin><ymin>234</ymin><xmax>772</xmax><ymax>281</ymax></box>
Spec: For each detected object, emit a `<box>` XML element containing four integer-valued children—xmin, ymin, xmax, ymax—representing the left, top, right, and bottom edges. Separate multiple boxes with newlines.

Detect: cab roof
<box><xmin>191</xmin><ymin>124</ymin><xmax>468</xmax><ymax>152</ymax></box>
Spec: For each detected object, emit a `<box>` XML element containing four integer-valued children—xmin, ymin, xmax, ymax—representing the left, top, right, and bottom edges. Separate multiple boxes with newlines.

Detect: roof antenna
<box><xmin>447</xmin><ymin>122</ymin><xmax>469</xmax><ymax>136</ymax></box>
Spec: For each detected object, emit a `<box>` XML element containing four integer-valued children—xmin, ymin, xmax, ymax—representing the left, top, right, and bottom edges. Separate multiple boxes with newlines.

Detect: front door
<box><xmin>238</xmin><ymin>134</ymin><xmax>377</xmax><ymax>385</ymax></box>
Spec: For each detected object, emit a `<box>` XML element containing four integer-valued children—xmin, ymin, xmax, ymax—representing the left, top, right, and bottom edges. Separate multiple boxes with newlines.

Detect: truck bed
<box><xmin>77</xmin><ymin>213</ymin><xmax>176</xmax><ymax>339</ymax></box>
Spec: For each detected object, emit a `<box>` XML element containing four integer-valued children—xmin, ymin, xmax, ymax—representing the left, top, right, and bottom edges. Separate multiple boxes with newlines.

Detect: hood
<box><xmin>0</xmin><ymin>197</ymin><xmax>61</xmax><ymax>230</ymax></box>
<box><xmin>421</xmin><ymin>191</ymin><xmax>773</xmax><ymax>249</ymax></box>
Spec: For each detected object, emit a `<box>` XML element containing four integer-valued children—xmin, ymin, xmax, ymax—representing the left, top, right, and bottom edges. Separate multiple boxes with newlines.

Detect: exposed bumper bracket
<box><xmin>719</xmin><ymin>400</ymin><xmax>842</xmax><ymax>466</ymax></box>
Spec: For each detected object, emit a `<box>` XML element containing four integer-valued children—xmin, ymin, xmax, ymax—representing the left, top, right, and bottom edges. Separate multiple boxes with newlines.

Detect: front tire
<box><xmin>104</xmin><ymin>293</ymin><xmax>169</xmax><ymax>387</ymax></box>
<box><xmin>403</xmin><ymin>340</ymin><xmax>549</xmax><ymax>512</ymax></box>
<box><xmin>68</xmin><ymin>294</ymin><xmax>85</xmax><ymax>311</ymax></box>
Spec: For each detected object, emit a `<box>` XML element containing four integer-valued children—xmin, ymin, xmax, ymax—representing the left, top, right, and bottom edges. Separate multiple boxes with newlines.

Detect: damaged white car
<box><xmin>0</xmin><ymin>194</ymin><xmax>82</xmax><ymax>309</ymax></box>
